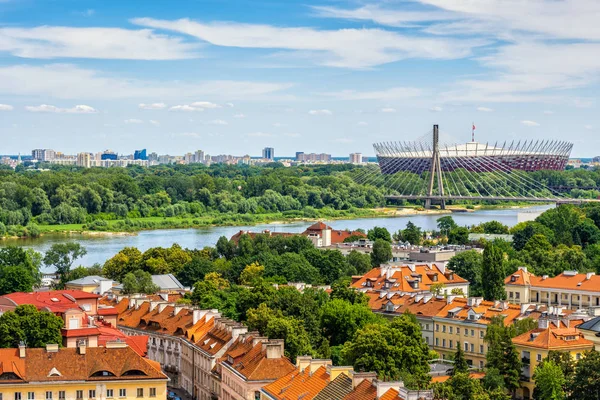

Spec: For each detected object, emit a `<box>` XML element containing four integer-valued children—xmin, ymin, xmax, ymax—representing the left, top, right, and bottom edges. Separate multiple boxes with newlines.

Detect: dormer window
<box><xmin>411</xmin><ymin>281</ymin><xmax>419</xmax><ymax>289</ymax></box>
<box><xmin>431</xmin><ymin>274</ymin><xmax>438</xmax><ymax>282</ymax></box>
<box><xmin>510</xmin><ymin>275</ymin><xmax>517</xmax><ymax>282</ymax></box>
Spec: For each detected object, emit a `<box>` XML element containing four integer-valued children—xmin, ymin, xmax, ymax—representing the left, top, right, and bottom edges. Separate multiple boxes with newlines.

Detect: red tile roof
<box><xmin>506</xmin><ymin>270</ymin><xmax>600</xmax><ymax>293</ymax></box>
<box><xmin>343</xmin><ymin>379</ymin><xmax>376</xmax><ymax>400</ymax></box>
<box><xmin>97</xmin><ymin>307</ymin><xmax>119</xmax><ymax>316</ymax></box>
<box><xmin>513</xmin><ymin>321</ymin><xmax>594</xmax><ymax>350</ymax></box>
<box><xmin>61</xmin><ymin>327</ymin><xmax>100</xmax><ymax>338</ymax></box>
<box><xmin>1</xmin><ymin>290</ymin><xmax>99</xmax><ymax>313</ymax></box>
<box><xmin>262</xmin><ymin>365</ymin><xmax>331</xmax><ymax>400</ymax></box>
<box><xmin>221</xmin><ymin>338</ymin><xmax>296</xmax><ymax>381</ymax></box>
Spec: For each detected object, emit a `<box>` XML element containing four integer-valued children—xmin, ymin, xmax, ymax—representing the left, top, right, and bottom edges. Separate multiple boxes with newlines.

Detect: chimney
<box><xmin>307</xmin><ymin>359</ymin><xmax>332</xmax><ymax>373</ymax></box>
<box><xmin>18</xmin><ymin>342</ymin><xmax>26</xmax><ymax>358</ymax></box>
<box><xmin>264</xmin><ymin>340</ymin><xmax>284</xmax><ymax>359</ymax></box>
<box><xmin>539</xmin><ymin>318</ymin><xmax>549</xmax><ymax>329</ymax></box>
<box><xmin>327</xmin><ymin>365</ymin><xmax>354</xmax><ymax>381</ymax></box>
<box><xmin>159</xmin><ymin>292</ymin><xmax>169</xmax><ymax>302</ymax></box>
<box><xmin>542</xmin><ymin>275</ymin><xmax>548</xmax><ymax>280</ymax></box>
<box><xmin>351</xmin><ymin>371</ymin><xmax>377</xmax><ymax>389</ymax></box>
<box><xmin>446</xmin><ymin>295</ymin><xmax>456</xmax><ymax>305</ymax></box>
<box><xmin>296</xmin><ymin>355</ymin><xmax>312</xmax><ymax>371</ymax></box>
<box><xmin>587</xmin><ymin>272</ymin><xmax>595</xmax><ymax>280</ymax></box>
<box><xmin>375</xmin><ymin>380</ymin><xmax>403</xmax><ymax>399</ymax></box>
<box><xmin>520</xmin><ymin>303</ymin><xmax>530</xmax><ymax>314</ymax></box>
<box><xmin>252</xmin><ymin>336</ymin><xmax>269</xmax><ymax>347</ymax></box>
<box><xmin>230</xmin><ymin>325</ymin><xmax>248</xmax><ymax>341</ymax></box>
<box><xmin>46</xmin><ymin>344</ymin><xmax>59</xmax><ymax>353</ymax></box>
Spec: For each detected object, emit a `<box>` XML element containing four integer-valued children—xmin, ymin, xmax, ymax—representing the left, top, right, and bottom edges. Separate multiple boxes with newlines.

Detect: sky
<box><xmin>0</xmin><ymin>0</ymin><xmax>599</xmax><ymax>157</ymax></box>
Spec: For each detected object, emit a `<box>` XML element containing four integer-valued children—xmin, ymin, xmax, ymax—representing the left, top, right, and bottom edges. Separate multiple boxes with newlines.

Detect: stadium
<box><xmin>373</xmin><ymin>139</ymin><xmax>573</xmax><ymax>174</ymax></box>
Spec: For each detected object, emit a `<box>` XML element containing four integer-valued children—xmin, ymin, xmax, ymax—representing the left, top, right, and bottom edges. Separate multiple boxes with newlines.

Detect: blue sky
<box><xmin>0</xmin><ymin>0</ymin><xmax>599</xmax><ymax>157</ymax></box>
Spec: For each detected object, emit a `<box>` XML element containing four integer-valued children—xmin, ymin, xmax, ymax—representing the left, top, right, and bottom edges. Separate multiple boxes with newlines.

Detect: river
<box><xmin>2</xmin><ymin>205</ymin><xmax>553</xmax><ymax>271</ymax></box>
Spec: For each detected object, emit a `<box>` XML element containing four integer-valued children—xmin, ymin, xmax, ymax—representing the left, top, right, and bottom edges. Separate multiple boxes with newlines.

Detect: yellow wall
<box><xmin>0</xmin><ymin>380</ymin><xmax>167</xmax><ymax>400</ymax></box>
<box><xmin>432</xmin><ymin>320</ymin><xmax>488</xmax><ymax>369</ymax></box>
<box><xmin>65</xmin><ymin>284</ymin><xmax>98</xmax><ymax>293</ymax></box>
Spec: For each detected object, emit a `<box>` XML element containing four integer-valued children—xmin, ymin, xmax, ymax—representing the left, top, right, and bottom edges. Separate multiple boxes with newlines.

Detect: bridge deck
<box><xmin>385</xmin><ymin>195</ymin><xmax>600</xmax><ymax>204</ymax></box>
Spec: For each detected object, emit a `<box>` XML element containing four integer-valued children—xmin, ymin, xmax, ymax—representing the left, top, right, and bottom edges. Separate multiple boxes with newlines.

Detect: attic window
<box><xmin>510</xmin><ymin>276</ymin><xmax>517</xmax><ymax>282</ymax></box>
<box><xmin>122</xmin><ymin>370</ymin><xmax>147</xmax><ymax>376</ymax></box>
<box><xmin>51</xmin><ymin>298</ymin><xmax>60</xmax><ymax>302</ymax></box>
<box><xmin>48</xmin><ymin>368</ymin><xmax>62</xmax><ymax>377</ymax></box>
<box><xmin>564</xmin><ymin>335</ymin><xmax>577</xmax><ymax>341</ymax></box>
<box><xmin>90</xmin><ymin>370</ymin><xmax>115</xmax><ymax>377</ymax></box>
<box><xmin>203</xmin><ymin>339</ymin><xmax>210</xmax><ymax>345</ymax></box>
<box><xmin>210</xmin><ymin>343</ymin><xmax>217</xmax><ymax>349</ymax></box>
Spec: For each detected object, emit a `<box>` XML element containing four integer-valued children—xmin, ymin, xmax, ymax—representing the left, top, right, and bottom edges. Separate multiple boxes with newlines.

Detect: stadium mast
<box><xmin>425</xmin><ymin>124</ymin><xmax>446</xmax><ymax>210</ymax></box>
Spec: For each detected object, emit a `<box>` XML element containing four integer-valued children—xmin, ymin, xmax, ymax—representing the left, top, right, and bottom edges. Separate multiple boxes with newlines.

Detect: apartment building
<box><xmin>0</xmin><ymin>342</ymin><xmax>168</xmax><ymax>400</ymax></box>
<box><xmin>505</xmin><ymin>267</ymin><xmax>600</xmax><ymax>309</ymax></box>
<box><xmin>432</xmin><ymin>297</ymin><xmax>522</xmax><ymax>369</ymax></box>
<box><xmin>513</xmin><ymin>315</ymin><xmax>593</xmax><ymax>399</ymax></box>
<box><xmin>351</xmin><ymin>262</ymin><xmax>469</xmax><ymax>296</ymax></box>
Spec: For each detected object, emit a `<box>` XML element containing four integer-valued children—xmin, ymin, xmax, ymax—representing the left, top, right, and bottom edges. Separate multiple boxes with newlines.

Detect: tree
<box><xmin>347</xmin><ymin>250</ymin><xmax>372</xmax><ymax>275</ymax></box>
<box><xmin>43</xmin><ymin>243</ymin><xmax>87</xmax><ymax>288</ymax></box>
<box><xmin>0</xmin><ymin>265</ymin><xmax>35</xmax><ymax>295</ymax></box>
<box><xmin>239</xmin><ymin>262</ymin><xmax>265</xmax><ymax>285</ymax></box>
<box><xmin>371</xmin><ymin>239</ymin><xmax>392</xmax><ymax>266</ymax></box>
<box><xmin>448</xmin><ymin>227</ymin><xmax>469</xmax><ymax>245</ymax></box>
<box><xmin>401</xmin><ymin>221</ymin><xmax>422</xmax><ymax>245</ymax></box>
<box><xmin>0</xmin><ymin>304</ymin><xmax>63</xmax><ymax>348</ymax></box>
<box><xmin>545</xmin><ymin>351</ymin><xmax>575</xmax><ymax>382</ymax></box>
<box><xmin>177</xmin><ymin>256</ymin><xmax>214</xmax><ymax>287</ymax></box>
<box><xmin>532</xmin><ymin>360</ymin><xmax>565</xmax><ymax>400</ymax></box>
<box><xmin>367</xmin><ymin>226</ymin><xmax>392</xmax><ymax>242</ymax></box>
<box><xmin>485</xmin><ymin>317</ymin><xmax>521</xmax><ymax>395</ymax></box>
<box><xmin>480</xmin><ymin>221</ymin><xmax>510</xmax><ymax>234</ymax></box>
<box><xmin>447</xmin><ymin>250</ymin><xmax>483</xmax><ymax>297</ymax></box>
<box><xmin>320</xmin><ymin>298</ymin><xmax>379</xmax><ymax>346</ymax></box>
<box><xmin>341</xmin><ymin>314</ymin><xmax>432</xmax><ymax>381</ymax></box>
<box><xmin>452</xmin><ymin>342</ymin><xmax>469</xmax><ymax>375</ymax></box>
<box><xmin>437</xmin><ymin>216</ymin><xmax>458</xmax><ymax>237</ymax></box>
<box><xmin>330</xmin><ymin>280</ymin><xmax>368</xmax><ymax>305</ymax></box>
<box><xmin>430</xmin><ymin>282</ymin><xmax>446</xmax><ymax>296</ymax></box>
<box><xmin>121</xmin><ymin>270</ymin><xmax>159</xmax><ymax>294</ymax></box>
<box><xmin>482</xmin><ymin>243</ymin><xmax>506</xmax><ymax>301</ymax></box>
<box><xmin>102</xmin><ymin>247</ymin><xmax>142</xmax><ymax>281</ymax></box>
<box><xmin>569</xmin><ymin>350</ymin><xmax>600</xmax><ymax>400</ymax></box>
<box><xmin>264</xmin><ymin>315</ymin><xmax>314</xmax><ymax>362</ymax></box>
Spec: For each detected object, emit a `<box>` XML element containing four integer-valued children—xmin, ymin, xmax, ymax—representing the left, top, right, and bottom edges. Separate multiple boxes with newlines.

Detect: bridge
<box><xmin>351</xmin><ymin>125</ymin><xmax>598</xmax><ymax>209</ymax></box>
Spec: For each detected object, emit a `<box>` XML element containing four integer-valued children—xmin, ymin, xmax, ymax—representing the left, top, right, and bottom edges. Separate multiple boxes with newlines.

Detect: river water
<box><xmin>2</xmin><ymin>205</ymin><xmax>553</xmax><ymax>270</ymax></box>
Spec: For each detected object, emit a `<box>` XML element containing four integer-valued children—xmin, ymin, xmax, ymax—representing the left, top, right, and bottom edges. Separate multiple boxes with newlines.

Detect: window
<box><xmin>426</xmin><ymin>336</ymin><xmax>429</xmax><ymax>344</ymax></box>
<box><xmin>516</xmin><ymin>292</ymin><xmax>520</xmax><ymax>299</ymax></box>
<box><xmin>107</xmin><ymin>390</ymin><xmax>114</xmax><ymax>398</ymax></box>
<box><xmin>449</xmin><ymin>340</ymin><xmax>453</xmax><ymax>349</ymax></box>
<box><xmin>254</xmin><ymin>391</ymin><xmax>261</xmax><ymax>400</ymax></box>
<box><xmin>426</xmin><ymin>324</ymin><xmax>430</xmax><ymax>331</ymax></box>
<box><xmin>480</xmin><ymin>345</ymin><xmax>484</xmax><ymax>354</ymax></box>
<box><xmin>46</xmin><ymin>393</ymin><xmax>52</xmax><ymax>400</ymax></box>
<box><xmin>456</xmin><ymin>328</ymin><xmax>460</xmax><ymax>335</ymax></box>
<box><xmin>449</xmin><ymin>326</ymin><xmax>453</xmax><ymax>334</ymax></box>
<box><xmin>442</xmin><ymin>339</ymin><xmax>446</xmax><ymax>348</ymax></box>
<box><xmin>27</xmin><ymin>394</ymin><xmax>34</xmax><ymax>400</ymax></box>
<box><xmin>442</xmin><ymin>325</ymin><xmax>446</xmax><ymax>333</ymax></box>
<box><xmin>435</xmin><ymin>338</ymin><xmax>439</xmax><ymax>346</ymax></box>
<box><xmin>15</xmin><ymin>395</ymin><xmax>22</xmax><ymax>400</ymax></box>
<box><xmin>537</xmin><ymin>354</ymin><xmax>542</xmax><ymax>362</ymax></box>
<box><xmin>137</xmin><ymin>388</ymin><xmax>143</xmax><ymax>398</ymax></box>
<box><xmin>464</xmin><ymin>342</ymin><xmax>469</xmax><ymax>352</ymax></box>
<box><xmin>89</xmin><ymin>390</ymin><xmax>96</xmax><ymax>399</ymax></box>
<box><xmin>76</xmin><ymin>391</ymin><xmax>83</xmax><ymax>400</ymax></box>
<box><xmin>119</xmin><ymin>389</ymin><xmax>126</xmax><ymax>398</ymax></box>
<box><xmin>509</xmin><ymin>291</ymin><xmax>513</xmax><ymax>298</ymax></box>
<box><xmin>479</xmin><ymin>361</ymin><xmax>484</xmax><ymax>369</ymax></box>
<box><xmin>436</xmin><ymin>324</ymin><xmax>439</xmax><ymax>332</ymax></box>
<box><xmin>576</xmin><ymin>353</ymin><xmax>582</xmax><ymax>360</ymax></box>
<box><xmin>471</xmin><ymin>329</ymin><xmax>475</xmax><ymax>337</ymax></box>
<box><xmin>480</xmin><ymin>331</ymin><xmax>484</xmax><ymax>339</ymax></box>
<box><xmin>470</xmin><ymin>344</ymin><xmax>474</xmax><ymax>353</ymax></box>
<box><xmin>59</xmin><ymin>393</ymin><xmax>65</xmax><ymax>400</ymax></box>
<box><xmin>149</xmin><ymin>388</ymin><xmax>156</xmax><ymax>398</ymax></box>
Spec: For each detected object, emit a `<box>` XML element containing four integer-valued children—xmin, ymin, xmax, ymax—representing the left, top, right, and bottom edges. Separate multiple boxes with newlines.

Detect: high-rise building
<box><xmin>31</xmin><ymin>149</ymin><xmax>56</xmax><ymax>162</ymax></box>
<box><xmin>195</xmin><ymin>150</ymin><xmax>205</xmax><ymax>164</ymax></box>
<box><xmin>295</xmin><ymin>152</ymin><xmax>304</xmax><ymax>161</ymax></box>
<box><xmin>76</xmin><ymin>152</ymin><xmax>92</xmax><ymax>168</ymax></box>
<box><xmin>349</xmin><ymin>152</ymin><xmax>363</xmax><ymax>164</ymax></box>
<box><xmin>262</xmin><ymin>147</ymin><xmax>275</xmax><ymax>160</ymax></box>
<box><xmin>100</xmin><ymin>150</ymin><xmax>118</xmax><ymax>160</ymax></box>
<box><xmin>134</xmin><ymin>149</ymin><xmax>147</xmax><ymax>160</ymax></box>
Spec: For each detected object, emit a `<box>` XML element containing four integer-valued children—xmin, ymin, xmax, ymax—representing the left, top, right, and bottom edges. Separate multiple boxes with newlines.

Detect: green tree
<box><xmin>43</xmin><ymin>243</ymin><xmax>87</xmax><ymax>288</ymax></box>
<box><xmin>239</xmin><ymin>262</ymin><xmax>265</xmax><ymax>285</ymax></box>
<box><xmin>0</xmin><ymin>265</ymin><xmax>35</xmax><ymax>295</ymax></box>
<box><xmin>264</xmin><ymin>315</ymin><xmax>314</xmax><ymax>362</ymax></box>
<box><xmin>121</xmin><ymin>269</ymin><xmax>159</xmax><ymax>294</ymax></box>
<box><xmin>448</xmin><ymin>227</ymin><xmax>470</xmax><ymax>245</ymax></box>
<box><xmin>371</xmin><ymin>239</ymin><xmax>392</xmax><ymax>266</ymax></box>
<box><xmin>320</xmin><ymin>298</ymin><xmax>378</xmax><ymax>346</ymax></box>
<box><xmin>569</xmin><ymin>350</ymin><xmax>600</xmax><ymax>400</ymax></box>
<box><xmin>367</xmin><ymin>226</ymin><xmax>392</xmax><ymax>242</ymax></box>
<box><xmin>102</xmin><ymin>247</ymin><xmax>142</xmax><ymax>281</ymax></box>
<box><xmin>401</xmin><ymin>221</ymin><xmax>422</xmax><ymax>245</ymax></box>
<box><xmin>452</xmin><ymin>342</ymin><xmax>469</xmax><ymax>375</ymax></box>
<box><xmin>347</xmin><ymin>250</ymin><xmax>372</xmax><ymax>275</ymax></box>
<box><xmin>532</xmin><ymin>360</ymin><xmax>565</xmax><ymax>400</ymax></box>
<box><xmin>437</xmin><ymin>216</ymin><xmax>458</xmax><ymax>237</ymax></box>
<box><xmin>0</xmin><ymin>304</ymin><xmax>63</xmax><ymax>348</ymax></box>
<box><xmin>482</xmin><ymin>243</ymin><xmax>506</xmax><ymax>301</ymax></box>
<box><xmin>479</xmin><ymin>221</ymin><xmax>510</xmax><ymax>234</ymax></box>
<box><xmin>447</xmin><ymin>250</ymin><xmax>483</xmax><ymax>297</ymax></box>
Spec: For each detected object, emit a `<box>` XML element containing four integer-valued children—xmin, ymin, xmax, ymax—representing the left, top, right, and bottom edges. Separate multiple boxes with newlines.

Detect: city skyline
<box><xmin>0</xmin><ymin>0</ymin><xmax>599</xmax><ymax>157</ymax></box>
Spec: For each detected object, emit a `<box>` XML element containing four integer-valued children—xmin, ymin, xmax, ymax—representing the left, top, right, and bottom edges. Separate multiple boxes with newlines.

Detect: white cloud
<box><xmin>312</xmin><ymin>5</ymin><xmax>455</xmax><ymax>27</ymax></box>
<box><xmin>0</xmin><ymin>64</ymin><xmax>292</xmax><ymax>100</ymax></box>
<box><xmin>308</xmin><ymin>109</ymin><xmax>333</xmax><ymax>115</ymax></box>
<box><xmin>170</xmin><ymin>105</ymin><xmax>203</xmax><ymax>112</ymax></box>
<box><xmin>125</xmin><ymin>118</ymin><xmax>143</xmax><ymax>124</ymax></box>
<box><xmin>0</xmin><ymin>104</ymin><xmax>13</xmax><ymax>111</ymax></box>
<box><xmin>233</xmin><ymin>113</ymin><xmax>246</xmax><ymax>118</ymax></box>
<box><xmin>477</xmin><ymin>107</ymin><xmax>493</xmax><ymax>112</ymax></box>
<box><xmin>430</xmin><ymin>106</ymin><xmax>443</xmax><ymax>112</ymax></box>
<box><xmin>319</xmin><ymin>87</ymin><xmax>422</xmax><ymax>100</ymax></box>
<box><xmin>543</xmin><ymin>110</ymin><xmax>554</xmax><ymax>115</ymax></box>
<box><xmin>585</xmin><ymin>124</ymin><xmax>593</xmax><ymax>130</ymax></box>
<box><xmin>0</xmin><ymin>26</ymin><xmax>199</xmax><ymax>60</ymax></box>
<box><xmin>149</xmin><ymin>120</ymin><xmax>160</xmax><ymax>126</ymax></box>
<box><xmin>225</xmin><ymin>102</ymin><xmax>234</xmax><ymax>107</ymax></box>
<box><xmin>25</xmin><ymin>104</ymin><xmax>97</xmax><ymax>113</ymax></box>
<box><xmin>190</xmin><ymin>101</ymin><xmax>221</xmax><ymax>109</ymax></box>
<box><xmin>521</xmin><ymin>120</ymin><xmax>540</xmax><ymax>127</ymax></box>
<box><xmin>132</xmin><ymin>17</ymin><xmax>486</xmax><ymax>68</ymax></box>
<box><xmin>247</xmin><ymin>132</ymin><xmax>273</xmax><ymax>137</ymax></box>
<box><xmin>380</xmin><ymin>107</ymin><xmax>397</xmax><ymax>113</ymax></box>
<box><xmin>357</xmin><ymin>121</ymin><xmax>368</xmax><ymax>126</ymax></box>
<box><xmin>208</xmin><ymin>119</ymin><xmax>228</xmax><ymax>125</ymax></box>
<box><xmin>139</xmin><ymin>102</ymin><xmax>167</xmax><ymax>110</ymax></box>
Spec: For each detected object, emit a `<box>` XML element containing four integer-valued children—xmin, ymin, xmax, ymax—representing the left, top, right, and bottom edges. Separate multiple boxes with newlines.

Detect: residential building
<box><xmin>351</xmin><ymin>262</ymin><xmax>469</xmax><ymax>297</ymax></box>
<box><xmin>505</xmin><ymin>267</ymin><xmax>600</xmax><ymax>309</ymax></box>
<box><xmin>76</xmin><ymin>152</ymin><xmax>92</xmax><ymax>168</ymax></box>
<box><xmin>0</xmin><ymin>343</ymin><xmax>168</xmax><ymax>400</ymax></box>
<box><xmin>31</xmin><ymin>148</ymin><xmax>56</xmax><ymax>162</ymax></box>
<box><xmin>349</xmin><ymin>153</ymin><xmax>362</xmax><ymax>164</ymax></box>
<box><xmin>101</xmin><ymin>150</ymin><xmax>118</xmax><ymax>160</ymax></box>
<box><xmin>216</xmin><ymin>335</ymin><xmax>296</xmax><ymax>400</ymax></box>
<box><xmin>513</xmin><ymin>315</ymin><xmax>593</xmax><ymax>399</ymax></box>
<box><xmin>432</xmin><ymin>297</ymin><xmax>522</xmax><ymax>369</ymax></box>
<box><xmin>65</xmin><ymin>275</ymin><xmax>115</xmax><ymax>294</ymax></box>
<box><xmin>262</xmin><ymin>147</ymin><xmax>274</xmax><ymax>160</ymax></box>
<box><xmin>296</xmin><ymin>152</ymin><xmax>332</xmax><ymax>163</ymax></box>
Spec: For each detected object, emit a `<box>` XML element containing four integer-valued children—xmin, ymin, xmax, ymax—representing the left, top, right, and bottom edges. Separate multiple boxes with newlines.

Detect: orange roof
<box><xmin>0</xmin><ymin>349</ymin><xmax>25</xmax><ymax>382</ymax></box>
<box><xmin>221</xmin><ymin>338</ymin><xmax>296</xmax><ymax>381</ymax></box>
<box><xmin>96</xmin><ymin>325</ymin><xmax>148</xmax><ymax>357</ymax></box>
<box><xmin>343</xmin><ymin>379</ymin><xmax>376</xmax><ymax>400</ymax></box>
<box><xmin>506</xmin><ymin>269</ymin><xmax>600</xmax><ymax>293</ymax></box>
<box><xmin>262</xmin><ymin>365</ymin><xmax>331</xmax><ymax>400</ymax></box>
<box><xmin>434</xmin><ymin>297</ymin><xmax>522</xmax><ymax>326</ymax></box>
<box><xmin>352</xmin><ymin>264</ymin><xmax>467</xmax><ymax>294</ymax></box>
<box><xmin>379</xmin><ymin>388</ymin><xmax>402</xmax><ymax>400</ymax></box>
<box><xmin>197</xmin><ymin>325</ymin><xmax>232</xmax><ymax>355</ymax></box>
<box><xmin>513</xmin><ymin>322</ymin><xmax>594</xmax><ymax>350</ymax></box>
<box><xmin>118</xmin><ymin>302</ymin><xmax>151</xmax><ymax>328</ymax></box>
<box><xmin>364</xmin><ymin>291</ymin><xmax>449</xmax><ymax>318</ymax></box>
<box><xmin>186</xmin><ymin>316</ymin><xmax>216</xmax><ymax>343</ymax></box>
<box><xmin>1</xmin><ymin>290</ymin><xmax>99</xmax><ymax>314</ymax></box>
